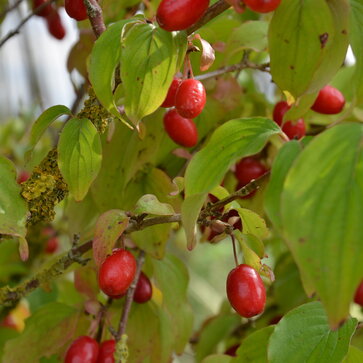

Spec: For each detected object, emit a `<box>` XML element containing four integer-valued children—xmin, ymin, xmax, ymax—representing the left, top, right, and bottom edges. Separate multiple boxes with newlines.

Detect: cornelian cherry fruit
<box><xmin>282</xmin><ymin>119</ymin><xmax>306</xmax><ymax>140</ymax></box>
<box><xmin>354</xmin><ymin>280</ymin><xmax>363</xmax><ymax>306</ymax></box>
<box><xmin>45</xmin><ymin>236</ymin><xmax>59</xmax><ymax>254</ymax></box>
<box><xmin>64</xmin><ymin>336</ymin><xmax>99</xmax><ymax>363</ymax></box>
<box><xmin>235</xmin><ymin>157</ymin><xmax>267</xmax><ymax>186</ymax></box>
<box><xmin>175</xmin><ymin>79</ymin><xmax>206</xmax><ymax>119</ymax></box>
<box><xmin>243</xmin><ymin>0</ymin><xmax>281</xmax><ymax>13</ymax></box>
<box><xmin>33</xmin><ymin>0</ymin><xmax>54</xmax><ymax>17</ymax></box>
<box><xmin>65</xmin><ymin>0</ymin><xmax>88</xmax><ymax>21</ymax></box>
<box><xmin>272</xmin><ymin>101</ymin><xmax>290</xmax><ymax>126</ymax></box>
<box><xmin>98</xmin><ymin>249</ymin><xmax>136</xmax><ymax>298</ymax></box>
<box><xmin>46</xmin><ymin>11</ymin><xmax>66</xmax><ymax>40</ymax></box>
<box><xmin>134</xmin><ymin>272</ymin><xmax>153</xmax><ymax>303</ymax></box>
<box><xmin>98</xmin><ymin>340</ymin><xmax>115</xmax><ymax>363</ymax></box>
<box><xmin>161</xmin><ymin>78</ymin><xmax>182</xmax><ymax>108</ymax></box>
<box><xmin>157</xmin><ymin>0</ymin><xmax>210</xmax><ymax>31</ymax></box>
<box><xmin>311</xmin><ymin>85</ymin><xmax>345</xmax><ymax>114</ymax></box>
<box><xmin>226</xmin><ymin>264</ymin><xmax>266</xmax><ymax>318</ymax></box>
<box><xmin>163</xmin><ymin>109</ymin><xmax>198</xmax><ymax>147</ymax></box>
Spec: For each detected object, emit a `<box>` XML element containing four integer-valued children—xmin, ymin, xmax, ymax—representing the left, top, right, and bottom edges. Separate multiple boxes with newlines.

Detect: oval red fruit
<box><xmin>354</xmin><ymin>280</ymin><xmax>363</xmax><ymax>306</ymax></box>
<box><xmin>98</xmin><ymin>249</ymin><xmax>137</xmax><ymax>298</ymax></box>
<box><xmin>33</xmin><ymin>0</ymin><xmax>54</xmax><ymax>17</ymax></box>
<box><xmin>282</xmin><ymin>119</ymin><xmax>306</xmax><ymax>140</ymax></box>
<box><xmin>157</xmin><ymin>0</ymin><xmax>210</xmax><ymax>31</ymax></box>
<box><xmin>45</xmin><ymin>236</ymin><xmax>59</xmax><ymax>254</ymax></box>
<box><xmin>161</xmin><ymin>78</ymin><xmax>182</xmax><ymax>108</ymax></box>
<box><xmin>64</xmin><ymin>336</ymin><xmax>99</xmax><ymax>363</ymax></box>
<box><xmin>226</xmin><ymin>264</ymin><xmax>266</xmax><ymax>318</ymax></box>
<box><xmin>311</xmin><ymin>85</ymin><xmax>345</xmax><ymax>114</ymax></box>
<box><xmin>65</xmin><ymin>0</ymin><xmax>88</xmax><ymax>21</ymax></box>
<box><xmin>235</xmin><ymin>157</ymin><xmax>267</xmax><ymax>186</ymax></box>
<box><xmin>134</xmin><ymin>272</ymin><xmax>153</xmax><ymax>304</ymax></box>
<box><xmin>175</xmin><ymin>79</ymin><xmax>206</xmax><ymax>119</ymax></box>
<box><xmin>272</xmin><ymin>101</ymin><xmax>290</xmax><ymax>126</ymax></box>
<box><xmin>163</xmin><ymin>109</ymin><xmax>198</xmax><ymax>147</ymax></box>
<box><xmin>46</xmin><ymin>11</ymin><xmax>66</xmax><ymax>40</ymax></box>
<box><xmin>98</xmin><ymin>340</ymin><xmax>115</xmax><ymax>363</ymax></box>
<box><xmin>243</xmin><ymin>0</ymin><xmax>281</xmax><ymax>13</ymax></box>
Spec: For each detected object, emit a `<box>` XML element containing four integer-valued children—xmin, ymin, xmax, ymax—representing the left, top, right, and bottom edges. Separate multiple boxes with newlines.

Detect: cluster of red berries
<box><xmin>65</xmin><ymin>336</ymin><xmax>115</xmax><ymax>363</ymax></box>
<box><xmin>162</xmin><ymin>78</ymin><xmax>206</xmax><ymax>148</ymax></box>
<box><xmin>272</xmin><ymin>85</ymin><xmax>345</xmax><ymax>140</ymax></box>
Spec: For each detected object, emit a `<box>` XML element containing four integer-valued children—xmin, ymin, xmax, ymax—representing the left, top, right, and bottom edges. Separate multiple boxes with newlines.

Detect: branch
<box><xmin>0</xmin><ymin>0</ymin><xmax>24</xmax><ymax>19</ymax></box>
<box><xmin>84</xmin><ymin>0</ymin><xmax>106</xmax><ymax>38</ymax></box>
<box><xmin>186</xmin><ymin>0</ymin><xmax>231</xmax><ymax>35</ymax></box>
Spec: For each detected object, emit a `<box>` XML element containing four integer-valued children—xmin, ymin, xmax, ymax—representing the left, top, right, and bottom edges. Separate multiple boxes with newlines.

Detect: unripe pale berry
<box><xmin>98</xmin><ymin>249</ymin><xmax>136</xmax><ymax>298</ymax></box>
<box><xmin>134</xmin><ymin>272</ymin><xmax>153</xmax><ymax>303</ymax></box>
<box><xmin>98</xmin><ymin>340</ymin><xmax>115</xmax><ymax>363</ymax></box>
<box><xmin>163</xmin><ymin>109</ymin><xmax>198</xmax><ymax>147</ymax></box>
<box><xmin>226</xmin><ymin>264</ymin><xmax>266</xmax><ymax>318</ymax></box>
<box><xmin>157</xmin><ymin>0</ymin><xmax>210</xmax><ymax>31</ymax></box>
<box><xmin>175</xmin><ymin>79</ymin><xmax>206</xmax><ymax>119</ymax></box>
<box><xmin>65</xmin><ymin>0</ymin><xmax>88</xmax><ymax>21</ymax></box>
<box><xmin>311</xmin><ymin>85</ymin><xmax>345</xmax><ymax>114</ymax></box>
<box><xmin>161</xmin><ymin>78</ymin><xmax>182</xmax><ymax>108</ymax></box>
<box><xmin>64</xmin><ymin>336</ymin><xmax>99</xmax><ymax>363</ymax></box>
<box><xmin>243</xmin><ymin>0</ymin><xmax>281</xmax><ymax>13</ymax></box>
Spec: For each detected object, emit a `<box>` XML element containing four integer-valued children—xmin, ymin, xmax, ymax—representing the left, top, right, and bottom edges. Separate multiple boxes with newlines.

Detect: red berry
<box><xmin>282</xmin><ymin>119</ymin><xmax>306</xmax><ymax>140</ymax></box>
<box><xmin>226</xmin><ymin>264</ymin><xmax>266</xmax><ymax>318</ymax></box>
<box><xmin>98</xmin><ymin>340</ymin><xmax>115</xmax><ymax>363</ymax></box>
<box><xmin>243</xmin><ymin>0</ymin><xmax>281</xmax><ymax>13</ymax></box>
<box><xmin>33</xmin><ymin>0</ymin><xmax>54</xmax><ymax>17</ymax></box>
<box><xmin>235</xmin><ymin>157</ymin><xmax>267</xmax><ymax>186</ymax></box>
<box><xmin>46</xmin><ymin>11</ymin><xmax>66</xmax><ymax>40</ymax></box>
<box><xmin>161</xmin><ymin>78</ymin><xmax>182</xmax><ymax>108</ymax></box>
<box><xmin>134</xmin><ymin>272</ymin><xmax>153</xmax><ymax>304</ymax></box>
<box><xmin>65</xmin><ymin>0</ymin><xmax>88</xmax><ymax>21</ymax></box>
<box><xmin>354</xmin><ymin>281</ymin><xmax>363</xmax><ymax>306</ymax></box>
<box><xmin>163</xmin><ymin>109</ymin><xmax>198</xmax><ymax>147</ymax></box>
<box><xmin>1</xmin><ymin>315</ymin><xmax>17</xmax><ymax>330</ymax></box>
<box><xmin>225</xmin><ymin>344</ymin><xmax>239</xmax><ymax>357</ymax></box>
<box><xmin>175</xmin><ymin>79</ymin><xmax>206</xmax><ymax>119</ymax></box>
<box><xmin>311</xmin><ymin>85</ymin><xmax>345</xmax><ymax>114</ymax></box>
<box><xmin>45</xmin><ymin>236</ymin><xmax>59</xmax><ymax>254</ymax></box>
<box><xmin>157</xmin><ymin>0</ymin><xmax>210</xmax><ymax>31</ymax></box>
<box><xmin>98</xmin><ymin>249</ymin><xmax>137</xmax><ymax>298</ymax></box>
<box><xmin>64</xmin><ymin>336</ymin><xmax>99</xmax><ymax>363</ymax></box>
<box><xmin>272</xmin><ymin>101</ymin><xmax>290</xmax><ymax>126</ymax></box>
<box><xmin>17</xmin><ymin>170</ymin><xmax>30</xmax><ymax>184</ymax></box>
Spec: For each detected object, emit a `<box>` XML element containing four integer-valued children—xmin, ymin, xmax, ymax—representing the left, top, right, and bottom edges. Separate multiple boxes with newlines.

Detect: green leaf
<box><xmin>183</xmin><ymin>117</ymin><xmax>280</xmax><ymax>250</ymax></box>
<box><xmin>58</xmin><ymin>118</ymin><xmax>102</xmax><ymax>202</ymax></box>
<box><xmin>281</xmin><ymin>123</ymin><xmax>363</xmax><ymax>327</ymax></box>
<box><xmin>120</xmin><ymin>23</ymin><xmax>187</xmax><ymax>126</ymax></box>
<box><xmin>343</xmin><ymin>346</ymin><xmax>363</xmax><ymax>363</ymax></box>
<box><xmin>0</xmin><ymin>156</ymin><xmax>28</xmax><ymax>260</ymax></box>
<box><xmin>25</xmin><ymin>105</ymin><xmax>71</xmax><ymax>162</ymax></box>
<box><xmin>235</xmin><ymin>326</ymin><xmax>274</xmax><ymax>363</ymax></box>
<box><xmin>134</xmin><ymin>194</ymin><xmax>175</xmax><ymax>216</ymax></box>
<box><xmin>268</xmin><ymin>302</ymin><xmax>357</xmax><ymax>363</ymax></box>
<box><xmin>202</xmin><ymin>355</ymin><xmax>232</xmax><ymax>363</ymax></box>
<box><xmin>269</xmin><ymin>0</ymin><xmax>349</xmax><ymax>97</ymax></box>
<box><xmin>264</xmin><ymin>141</ymin><xmax>302</xmax><ymax>232</ymax></box>
<box><xmin>92</xmin><ymin>209</ymin><xmax>129</xmax><ymax>267</ymax></box>
<box><xmin>235</xmin><ymin>207</ymin><xmax>269</xmax><ymax>241</ymax></box>
<box><xmin>3</xmin><ymin>303</ymin><xmax>78</xmax><ymax>363</ymax></box>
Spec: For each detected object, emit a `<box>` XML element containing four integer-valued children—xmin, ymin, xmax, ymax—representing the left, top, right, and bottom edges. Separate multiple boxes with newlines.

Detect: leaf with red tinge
<box><xmin>18</xmin><ymin>238</ymin><xmax>29</xmax><ymax>262</ymax></box>
<box><xmin>194</xmin><ymin>34</ymin><xmax>216</xmax><ymax>72</ymax></box>
<box><xmin>74</xmin><ymin>266</ymin><xmax>99</xmax><ymax>299</ymax></box>
<box><xmin>93</xmin><ymin>209</ymin><xmax>129</xmax><ymax>267</ymax></box>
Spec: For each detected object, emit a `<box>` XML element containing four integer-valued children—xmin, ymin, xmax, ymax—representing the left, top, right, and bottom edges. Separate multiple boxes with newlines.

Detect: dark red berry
<box><xmin>163</xmin><ymin>109</ymin><xmax>198</xmax><ymax>147</ymax></box>
<box><xmin>282</xmin><ymin>119</ymin><xmax>306</xmax><ymax>140</ymax></box>
<box><xmin>243</xmin><ymin>0</ymin><xmax>281</xmax><ymax>13</ymax></box>
<box><xmin>268</xmin><ymin>315</ymin><xmax>283</xmax><ymax>325</ymax></box>
<box><xmin>226</xmin><ymin>264</ymin><xmax>266</xmax><ymax>318</ymax></box>
<box><xmin>133</xmin><ymin>272</ymin><xmax>153</xmax><ymax>303</ymax></box>
<box><xmin>225</xmin><ymin>344</ymin><xmax>239</xmax><ymax>357</ymax></box>
<box><xmin>157</xmin><ymin>0</ymin><xmax>210</xmax><ymax>31</ymax></box>
<box><xmin>272</xmin><ymin>101</ymin><xmax>290</xmax><ymax>126</ymax></box>
<box><xmin>235</xmin><ymin>157</ymin><xmax>267</xmax><ymax>186</ymax></box>
<box><xmin>64</xmin><ymin>336</ymin><xmax>99</xmax><ymax>363</ymax></box>
<box><xmin>46</xmin><ymin>11</ymin><xmax>66</xmax><ymax>40</ymax></box>
<box><xmin>17</xmin><ymin>170</ymin><xmax>30</xmax><ymax>184</ymax></box>
<box><xmin>98</xmin><ymin>249</ymin><xmax>137</xmax><ymax>298</ymax></box>
<box><xmin>175</xmin><ymin>79</ymin><xmax>206</xmax><ymax>119</ymax></box>
<box><xmin>33</xmin><ymin>0</ymin><xmax>54</xmax><ymax>17</ymax></box>
<box><xmin>354</xmin><ymin>281</ymin><xmax>363</xmax><ymax>306</ymax></box>
<box><xmin>311</xmin><ymin>85</ymin><xmax>345</xmax><ymax>114</ymax></box>
<box><xmin>161</xmin><ymin>78</ymin><xmax>182</xmax><ymax>108</ymax></box>
<box><xmin>65</xmin><ymin>0</ymin><xmax>88</xmax><ymax>21</ymax></box>
<box><xmin>98</xmin><ymin>340</ymin><xmax>115</xmax><ymax>363</ymax></box>
<box><xmin>45</xmin><ymin>236</ymin><xmax>59</xmax><ymax>254</ymax></box>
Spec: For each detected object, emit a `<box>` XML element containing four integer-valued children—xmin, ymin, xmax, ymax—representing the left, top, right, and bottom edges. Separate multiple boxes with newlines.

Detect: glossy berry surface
<box><xmin>157</xmin><ymin>0</ymin><xmax>210</xmax><ymax>31</ymax></box>
<box><xmin>226</xmin><ymin>264</ymin><xmax>266</xmax><ymax>318</ymax></box>
<box><xmin>235</xmin><ymin>157</ymin><xmax>267</xmax><ymax>186</ymax></box>
<box><xmin>99</xmin><ymin>249</ymin><xmax>137</xmax><ymax>298</ymax></box>
<box><xmin>98</xmin><ymin>340</ymin><xmax>115</xmax><ymax>363</ymax></box>
<box><xmin>46</xmin><ymin>11</ymin><xmax>66</xmax><ymax>40</ymax></box>
<box><xmin>64</xmin><ymin>336</ymin><xmax>99</xmax><ymax>363</ymax></box>
<box><xmin>161</xmin><ymin>78</ymin><xmax>182</xmax><ymax>108</ymax></box>
<box><xmin>33</xmin><ymin>0</ymin><xmax>54</xmax><ymax>17</ymax></box>
<box><xmin>163</xmin><ymin>109</ymin><xmax>198</xmax><ymax>147</ymax></box>
<box><xmin>311</xmin><ymin>85</ymin><xmax>345</xmax><ymax>114</ymax></box>
<box><xmin>65</xmin><ymin>0</ymin><xmax>88</xmax><ymax>21</ymax></box>
<box><xmin>243</xmin><ymin>0</ymin><xmax>281</xmax><ymax>13</ymax></box>
<box><xmin>175</xmin><ymin>79</ymin><xmax>206</xmax><ymax>119</ymax></box>
<box><xmin>272</xmin><ymin>101</ymin><xmax>290</xmax><ymax>126</ymax></box>
<box><xmin>134</xmin><ymin>272</ymin><xmax>153</xmax><ymax>304</ymax></box>
<box><xmin>354</xmin><ymin>281</ymin><xmax>363</xmax><ymax>306</ymax></box>
<box><xmin>45</xmin><ymin>236</ymin><xmax>59</xmax><ymax>254</ymax></box>
<box><xmin>282</xmin><ymin>119</ymin><xmax>306</xmax><ymax>140</ymax></box>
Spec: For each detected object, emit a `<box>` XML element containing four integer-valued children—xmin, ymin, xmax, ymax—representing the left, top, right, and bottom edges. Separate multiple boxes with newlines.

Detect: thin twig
<box><xmin>230</xmin><ymin>234</ymin><xmax>239</xmax><ymax>267</ymax></box>
<box><xmin>84</xmin><ymin>0</ymin><xmax>106</xmax><ymax>38</ymax></box>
